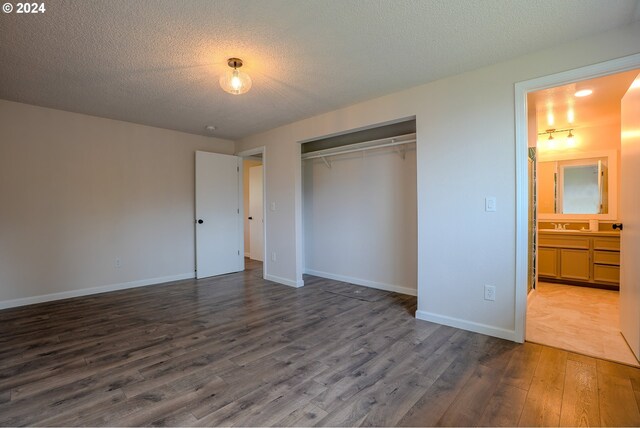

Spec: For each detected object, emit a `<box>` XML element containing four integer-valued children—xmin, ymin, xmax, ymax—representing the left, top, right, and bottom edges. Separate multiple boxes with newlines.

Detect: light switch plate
<box><xmin>485</xmin><ymin>197</ymin><xmax>496</xmax><ymax>212</ymax></box>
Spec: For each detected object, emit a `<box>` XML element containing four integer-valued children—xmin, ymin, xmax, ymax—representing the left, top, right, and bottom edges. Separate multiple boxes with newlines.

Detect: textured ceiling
<box><xmin>528</xmin><ymin>69</ymin><xmax>640</xmax><ymax>132</ymax></box>
<box><xmin>1</xmin><ymin>0</ymin><xmax>640</xmax><ymax>139</ymax></box>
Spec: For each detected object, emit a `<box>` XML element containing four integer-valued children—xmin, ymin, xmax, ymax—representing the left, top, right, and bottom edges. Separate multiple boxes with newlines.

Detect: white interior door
<box><xmin>249</xmin><ymin>165</ymin><xmax>264</xmax><ymax>261</ymax></box>
<box><xmin>195</xmin><ymin>151</ymin><xmax>243</xmax><ymax>279</ymax></box>
<box><xmin>620</xmin><ymin>74</ymin><xmax>640</xmax><ymax>361</ymax></box>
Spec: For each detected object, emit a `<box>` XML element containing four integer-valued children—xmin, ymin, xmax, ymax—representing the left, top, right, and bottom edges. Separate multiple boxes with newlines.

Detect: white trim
<box><xmin>297</xmin><ymin>116</ymin><xmax>417</xmax><ymax>144</ymax></box>
<box><xmin>514</xmin><ymin>52</ymin><xmax>640</xmax><ymax>343</ymax></box>
<box><xmin>237</xmin><ymin>146</ymin><xmax>268</xmax><ymax>280</ymax></box>
<box><xmin>265</xmin><ymin>273</ymin><xmax>304</xmax><ymax>288</ymax></box>
<box><xmin>305</xmin><ymin>268</ymin><xmax>417</xmax><ymax>296</ymax></box>
<box><xmin>0</xmin><ymin>272</ymin><xmax>195</xmax><ymax>310</ymax></box>
<box><xmin>236</xmin><ymin>156</ymin><xmax>245</xmax><ymax>273</ymax></box>
<box><xmin>416</xmin><ymin>310</ymin><xmax>516</xmax><ymax>341</ymax></box>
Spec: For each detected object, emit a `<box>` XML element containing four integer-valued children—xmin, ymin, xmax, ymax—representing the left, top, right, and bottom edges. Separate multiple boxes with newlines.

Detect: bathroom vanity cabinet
<box><xmin>537</xmin><ymin>230</ymin><xmax>620</xmax><ymax>289</ymax></box>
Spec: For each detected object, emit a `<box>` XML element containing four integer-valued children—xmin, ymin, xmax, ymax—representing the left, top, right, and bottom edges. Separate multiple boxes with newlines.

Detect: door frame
<box><xmin>514</xmin><ymin>52</ymin><xmax>640</xmax><ymax>343</ymax></box>
<box><xmin>237</xmin><ymin>146</ymin><xmax>268</xmax><ymax>279</ymax></box>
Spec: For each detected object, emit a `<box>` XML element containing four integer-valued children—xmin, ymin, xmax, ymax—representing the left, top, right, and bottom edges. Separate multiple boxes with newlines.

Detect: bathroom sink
<box><xmin>538</xmin><ymin>229</ymin><xmax>593</xmax><ymax>233</ymax></box>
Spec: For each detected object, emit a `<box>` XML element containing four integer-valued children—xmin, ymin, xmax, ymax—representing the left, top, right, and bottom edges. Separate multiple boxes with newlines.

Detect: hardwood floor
<box><xmin>1</xmin><ymin>260</ymin><xmax>639</xmax><ymax>426</ymax></box>
<box><xmin>527</xmin><ymin>282</ymin><xmax>639</xmax><ymax>366</ymax></box>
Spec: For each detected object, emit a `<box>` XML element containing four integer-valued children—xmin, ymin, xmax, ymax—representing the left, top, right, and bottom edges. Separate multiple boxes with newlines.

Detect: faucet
<box><xmin>551</xmin><ymin>222</ymin><xmax>559</xmax><ymax>230</ymax></box>
<box><xmin>562</xmin><ymin>223</ymin><xmax>569</xmax><ymax>230</ymax></box>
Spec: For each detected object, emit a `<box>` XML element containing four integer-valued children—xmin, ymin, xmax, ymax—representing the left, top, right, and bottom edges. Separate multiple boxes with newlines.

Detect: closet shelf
<box><xmin>301</xmin><ymin>133</ymin><xmax>416</xmax><ymax>161</ymax></box>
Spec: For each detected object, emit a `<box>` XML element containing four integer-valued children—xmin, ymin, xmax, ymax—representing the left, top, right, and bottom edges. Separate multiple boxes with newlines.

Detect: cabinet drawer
<box><xmin>593</xmin><ymin>264</ymin><xmax>620</xmax><ymax>284</ymax></box>
<box><xmin>593</xmin><ymin>251</ymin><xmax>620</xmax><ymax>266</ymax></box>
<box><xmin>539</xmin><ymin>235</ymin><xmax>590</xmax><ymax>249</ymax></box>
<box><xmin>593</xmin><ymin>237</ymin><xmax>620</xmax><ymax>251</ymax></box>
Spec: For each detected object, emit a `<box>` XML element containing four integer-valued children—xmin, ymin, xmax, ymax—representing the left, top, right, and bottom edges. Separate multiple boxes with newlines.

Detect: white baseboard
<box><xmin>244</xmin><ymin>252</ymin><xmax>250</xmax><ymax>257</ymax></box>
<box><xmin>304</xmin><ymin>268</ymin><xmax>417</xmax><ymax>296</ymax></box>
<box><xmin>0</xmin><ymin>272</ymin><xmax>196</xmax><ymax>310</ymax></box>
<box><xmin>415</xmin><ymin>310</ymin><xmax>516</xmax><ymax>341</ymax></box>
<box><xmin>264</xmin><ymin>274</ymin><xmax>304</xmax><ymax>288</ymax></box>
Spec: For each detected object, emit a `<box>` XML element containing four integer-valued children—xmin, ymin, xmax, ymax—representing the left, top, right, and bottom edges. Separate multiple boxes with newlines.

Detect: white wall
<box><xmin>236</xmin><ymin>22</ymin><xmax>640</xmax><ymax>340</ymax></box>
<box><xmin>303</xmin><ymin>145</ymin><xmax>417</xmax><ymax>295</ymax></box>
<box><xmin>0</xmin><ymin>100</ymin><xmax>234</xmax><ymax>307</ymax></box>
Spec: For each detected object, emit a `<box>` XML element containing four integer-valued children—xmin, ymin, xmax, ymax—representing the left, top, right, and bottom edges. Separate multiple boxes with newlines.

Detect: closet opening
<box><xmin>300</xmin><ymin>118</ymin><xmax>418</xmax><ymax>297</ymax></box>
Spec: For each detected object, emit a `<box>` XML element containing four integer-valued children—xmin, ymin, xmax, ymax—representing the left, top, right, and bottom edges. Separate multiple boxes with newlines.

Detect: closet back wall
<box><xmin>303</xmin><ymin>145</ymin><xmax>417</xmax><ymax>295</ymax></box>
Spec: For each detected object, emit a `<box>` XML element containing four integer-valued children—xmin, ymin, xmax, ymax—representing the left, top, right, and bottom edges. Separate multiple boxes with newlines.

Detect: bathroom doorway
<box><xmin>523</xmin><ymin>69</ymin><xmax>640</xmax><ymax>366</ymax></box>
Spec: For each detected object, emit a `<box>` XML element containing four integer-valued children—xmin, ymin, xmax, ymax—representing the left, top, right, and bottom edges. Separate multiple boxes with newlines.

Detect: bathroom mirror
<box><xmin>537</xmin><ymin>150</ymin><xmax>617</xmax><ymax>220</ymax></box>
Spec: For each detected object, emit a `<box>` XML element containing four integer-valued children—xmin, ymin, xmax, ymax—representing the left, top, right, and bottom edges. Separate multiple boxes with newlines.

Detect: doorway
<box><xmin>300</xmin><ymin>119</ymin><xmax>418</xmax><ymax>296</ymax></box>
<box><xmin>515</xmin><ymin>54</ymin><xmax>640</xmax><ymax>367</ymax></box>
<box><xmin>194</xmin><ymin>148</ymin><xmax>267</xmax><ymax>280</ymax></box>
<box><xmin>238</xmin><ymin>147</ymin><xmax>267</xmax><ymax>278</ymax></box>
<box><xmin>243</xmin><ymin>156</ymin><xmax>264</xmax><ymax>262</ymax></box>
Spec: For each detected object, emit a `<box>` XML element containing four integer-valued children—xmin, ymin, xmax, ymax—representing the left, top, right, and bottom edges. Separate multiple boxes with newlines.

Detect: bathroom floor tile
<box><xmin>527</xmin><ymin>282</ymin><xmax>639</xmax><ymax>367</ymax></box>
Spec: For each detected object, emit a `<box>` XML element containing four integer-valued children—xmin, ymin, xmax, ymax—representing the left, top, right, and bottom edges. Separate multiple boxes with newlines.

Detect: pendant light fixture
<box><xmin>566</xmin><ymin>129</ymin><xmax>576</xmax><ymax>147</ymax></box>
<box><xmin>220</xmin><ymin>58</ymin><xmax>252</xmax><ymax>95</ymax></box>
<box><xmin>547</xmin><ymin>130</ymin><xmax>557</xmax><ymax>149</ymax></box>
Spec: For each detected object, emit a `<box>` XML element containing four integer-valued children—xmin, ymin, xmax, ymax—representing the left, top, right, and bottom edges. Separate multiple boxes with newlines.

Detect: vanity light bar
<box><xmin>537</xmin><ymin>127</ymin><xmax>574</xmax><ymax>136</ymax></box>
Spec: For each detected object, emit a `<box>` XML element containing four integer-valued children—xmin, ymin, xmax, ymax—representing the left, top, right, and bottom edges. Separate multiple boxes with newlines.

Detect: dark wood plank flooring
<box><xmin>1</xmin><ymin>259</ymin><xmax>639</xmax><ymax>426</ymax></box>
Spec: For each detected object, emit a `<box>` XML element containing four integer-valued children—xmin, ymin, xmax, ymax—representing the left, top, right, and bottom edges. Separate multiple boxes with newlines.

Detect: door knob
<box><xmin>248</xmin><ymin>216</ymin><xmax>253</xmax><ymax>220</ymax></box>
<box><xmin>613</xmin><ymin>223</ymin><xmax>623</xmax><ymax>230</ymax></box>
<box><xmin>197</xmin><ymin>219</ymin><xmax>204</xmax><ymax>224</ymax></box>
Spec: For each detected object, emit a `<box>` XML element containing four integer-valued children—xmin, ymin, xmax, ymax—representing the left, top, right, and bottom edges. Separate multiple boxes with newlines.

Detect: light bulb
<box><xmin>231</xmin><ymin>70</ymin><xmax>242</xmax><ymax>91</ymax></box>
<box><xmin>220</xmin><ymin>58</ymin><xmax>252</xmax><ymax>95</ymax></box>
<box><xmin>566</xmin><ymin>131</ymin><xmax>576</xmax><ymax>147</ymax></box>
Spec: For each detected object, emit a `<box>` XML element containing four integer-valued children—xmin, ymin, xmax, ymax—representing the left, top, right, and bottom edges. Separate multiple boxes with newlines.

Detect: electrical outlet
<box><xmin>115</xmin><ymin>257</ymin><xmax>121</xmax><ymax>268</ymax></box>
<box><xmin>271</xmin><ymin>252</ymin><xmax>277</xmax><ymax>262</ymax></box>
<box><xmin>484</xmin><ymin>285</ymin><xmax>496</xmax><ymax>301</ymax></box>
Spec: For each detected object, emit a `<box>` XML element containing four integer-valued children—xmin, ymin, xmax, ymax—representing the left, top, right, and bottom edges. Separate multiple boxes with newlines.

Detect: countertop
<box><xmin>538</xmin><ymin>229</ymin><xmax>620</xmax><ymax>237</ymax></box>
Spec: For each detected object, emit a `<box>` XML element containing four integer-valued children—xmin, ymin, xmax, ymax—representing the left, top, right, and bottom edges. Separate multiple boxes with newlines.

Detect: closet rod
<box><xmin>302</xmin><ymin>138</ymin><xmax>416</xmax><ymax>161</ymax></box>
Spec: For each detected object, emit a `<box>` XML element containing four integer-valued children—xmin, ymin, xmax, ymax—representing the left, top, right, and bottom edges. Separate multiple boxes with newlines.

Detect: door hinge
<box><xmin>237</xmin><ymin>208</ymin><xmax>239</xmax><ymax>214</ymax></box>
<box><xmin>238</xmin><ymin>250</ymin><xmax>240</xmax><ymax>255</ymax></box>
<box><xmin>237</xmin><ymin>166</ymin><xmax>239</xmax><ymax>172</ymax></box>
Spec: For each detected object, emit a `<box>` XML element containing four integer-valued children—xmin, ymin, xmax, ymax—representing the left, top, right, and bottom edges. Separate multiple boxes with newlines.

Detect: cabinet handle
<box><xmin>612</xmin><ymin>223</ymin><xmax>623</xmax><ymax>231</ymax></box>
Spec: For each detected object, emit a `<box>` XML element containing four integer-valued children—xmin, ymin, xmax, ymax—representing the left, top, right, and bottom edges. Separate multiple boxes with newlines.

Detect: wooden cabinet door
<box><xmin>560</xmin><ymin>249</ymin><xmax>590</xmax><ymax>281</ymax></box>
<box><xmin>538</xmin><ymin>248</ymin><xmax>558</xmax><ymax>278</ymax></box>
